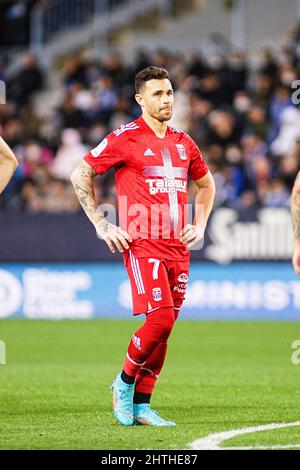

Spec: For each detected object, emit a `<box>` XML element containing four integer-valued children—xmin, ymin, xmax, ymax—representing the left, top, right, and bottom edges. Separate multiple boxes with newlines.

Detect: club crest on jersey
<box><xmin>152</xmin><ymin>287</ymin><xmax>162</xmax><ymax>302</ymax></box>
<box><xmin>176</xmin><ymin>144</ymin><xmax>187</xmax><ymax>160</ymax></box>
<box><xmin>178</xmin><ymin>273</ymin><xmax>188</xmax><ymax>283</ymax></box>
<box><xmin>91</xmin><ymin>138</ymin><xmax>108</xmax><ymax>157</ymax></box>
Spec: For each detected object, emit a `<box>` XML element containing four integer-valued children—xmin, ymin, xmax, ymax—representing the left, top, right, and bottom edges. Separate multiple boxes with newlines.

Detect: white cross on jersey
<box><xmin>143</xmin><ymin>148</ymin><xmax>187</xmax><ymax>229</ymax></box>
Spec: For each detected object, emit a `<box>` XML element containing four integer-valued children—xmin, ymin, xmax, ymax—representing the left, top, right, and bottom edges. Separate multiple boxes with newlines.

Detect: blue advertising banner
<box><xmin>0</xmin><ymin>262</ymin><xmax>299</xmax><ymax>320</ymax></box>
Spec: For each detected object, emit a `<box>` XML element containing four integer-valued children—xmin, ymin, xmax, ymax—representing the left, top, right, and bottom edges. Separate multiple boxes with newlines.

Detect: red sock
<box><xmin>122</xmin><ymin>306</ymin><xmax>175</xmax><ymax>377</ymax></box>
<box><xmin>134</xmin><ymin>308</ymin><xmax>181</xmax><ymax>394</ymax></box>
<box><xmin>134</xmin><ymin>341</ymin><xmax>168</xmax><ymax>394</ymax></box>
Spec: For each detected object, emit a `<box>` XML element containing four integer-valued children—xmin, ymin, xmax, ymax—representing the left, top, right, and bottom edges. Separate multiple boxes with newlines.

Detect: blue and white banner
<box><xmin>0</xmin><ymin>262</ymin><xmax>299</xmax><ymax>320</ymax></box>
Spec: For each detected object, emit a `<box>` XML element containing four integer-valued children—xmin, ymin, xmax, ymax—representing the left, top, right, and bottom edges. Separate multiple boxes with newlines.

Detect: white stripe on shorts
<box><xmin>135</xmin><ymin>257</ymin><xmax>145</xmax><ymax>293</ymax></box>
<box><xmin>129</xmin><ymin>250</ymin><xmax>144</xmax><ymax>294</ymax></box>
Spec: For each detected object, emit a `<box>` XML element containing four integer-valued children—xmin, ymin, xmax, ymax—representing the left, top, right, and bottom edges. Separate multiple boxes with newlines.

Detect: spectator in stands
<box><xmin>270</xmin><ymin>106</ymin><xmax>300</xmax><ymax>156</ymax></box>
<box><xmin>8</xmin><ymin>52</ymin><xmax>43</xmax><ymax>107</ymax></box>
<box><xmin>51</xmin><ymin>128</ymin><xmax>88</xmax><ymax>181</ymax></box>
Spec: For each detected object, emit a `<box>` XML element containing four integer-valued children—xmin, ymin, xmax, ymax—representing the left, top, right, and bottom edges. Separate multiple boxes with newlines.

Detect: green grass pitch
<box><xmin>1</xmin><ymin>319</ymin><xmax>300</xmax><ymax>450</ymax></box>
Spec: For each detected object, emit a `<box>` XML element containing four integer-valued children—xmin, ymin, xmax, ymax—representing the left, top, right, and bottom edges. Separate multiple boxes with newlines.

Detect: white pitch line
<box><xmin>189</xmin><ymin>421</ymin><xmax>300</xmax><ymax>450</ymax></box>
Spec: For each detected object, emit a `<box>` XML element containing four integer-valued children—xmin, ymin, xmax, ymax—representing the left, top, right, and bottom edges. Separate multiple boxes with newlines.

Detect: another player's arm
<box><xmin>70</xmin><ymin>160</ymin><xmax>132</xmax><ymax>253</ymax></box>
<box><xmin>180</xmin><ymin>171</ymin><xmax>215</xmax><ymax>248</ymax></box>
<box><xmin>292</xmin><ymin>171</ymin><xmax>300</xmax><ymax>275</ymax></box>
<box><xmin>0</xmin><ymin>136</ymin><xmax>18</xmax><ymax>194</ymax></box>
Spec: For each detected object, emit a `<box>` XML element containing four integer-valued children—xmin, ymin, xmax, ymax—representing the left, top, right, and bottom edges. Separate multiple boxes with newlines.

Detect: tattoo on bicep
<box><xmin>79</xmin><ymin>163</ymin><xmax>97</xmax><ymax>178</ymax></box>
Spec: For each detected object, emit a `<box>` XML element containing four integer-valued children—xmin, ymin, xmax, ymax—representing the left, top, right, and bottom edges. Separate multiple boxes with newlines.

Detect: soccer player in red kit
<box><xmin>71</xmin><ymin>66</ymin><xmax>215</xmax><ymax>426</ymax></box>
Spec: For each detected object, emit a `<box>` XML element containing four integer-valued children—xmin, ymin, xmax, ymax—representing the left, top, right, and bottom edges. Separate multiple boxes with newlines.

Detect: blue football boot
<box><xmin>110</xmin><ymin>373</ymin><xmax>134</xmax><ymax>426</ymax></box>
<box><xmin>133</xmin><ymin>403</ymin><xmax>176</xmax><ymax>426</ymax></box>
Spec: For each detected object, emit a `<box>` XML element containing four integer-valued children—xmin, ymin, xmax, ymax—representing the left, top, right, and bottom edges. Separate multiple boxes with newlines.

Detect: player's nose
<box><xmin>163</xmin><ymin>93</ymin><xmax>172</xmax><ymax>103</ymax></box>
<box><xmin>162</xmin><ymin>98</ymin><xmax>172</xmax><ymax>107</ymax></box>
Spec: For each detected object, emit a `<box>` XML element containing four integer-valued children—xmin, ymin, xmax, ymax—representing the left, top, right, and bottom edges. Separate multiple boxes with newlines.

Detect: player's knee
<box><xmin>161</xmin><ymin>320</ymin><xmax>174</xmax><ymax>340</ymax></box>
<box><xmin>174</xmin><ymin>308</ymin><xmax>180</xmax><ymax>321</ymax></box>
<box><xmin>147</xmin><ymin>307</ymin><xmax>175</xmax><ymax>341</ymax></box>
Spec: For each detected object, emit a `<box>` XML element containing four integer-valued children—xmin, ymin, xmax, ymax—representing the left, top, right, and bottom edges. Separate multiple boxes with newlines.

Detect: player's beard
<box><xmin>153</xmin><ymin>108</ymin><xmax>173</xmax><ymax>122</ymax></box>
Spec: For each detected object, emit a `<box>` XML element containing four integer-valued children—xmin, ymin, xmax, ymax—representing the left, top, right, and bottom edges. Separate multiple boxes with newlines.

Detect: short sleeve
<box><xmin>84</xmin><ymin>132</ymin><xmax>125</xmax><ymax>175</ymax></box>
<box><xmin>187</xmin><ymin>137</ymin><xmax>209</xmax><ymax>181</ymax></box>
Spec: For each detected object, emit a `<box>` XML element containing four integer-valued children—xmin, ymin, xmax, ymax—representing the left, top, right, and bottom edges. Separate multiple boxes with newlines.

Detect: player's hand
<box><xmin>179</xmin><ymin>224</ymin><xmax>205</xmax><ymax>249</ymax></box>
<box><xmin>95</xmin><ymin>219</ymin><xmax>132</xmax><ymax>254</ymax></box>
<box><xmin>293</xmin><ymin>241</ymin><xmax>300</xmax><ymax>275</ymax></box>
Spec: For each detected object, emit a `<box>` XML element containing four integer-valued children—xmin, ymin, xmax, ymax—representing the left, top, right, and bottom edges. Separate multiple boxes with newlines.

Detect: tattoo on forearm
<box><xmin>73</xmin><ymin>163</ymin><xmax>103</xmax><ymax>225</ymax></box>
<box><xmin>75</xmin><ymin>184</ymin><xmax>89</xmax><ymax>208</ymax></box>
<box><xmin>292</xmin><ymin>171</ymin><xmax>300</xmax><ymax>240</ymax></box>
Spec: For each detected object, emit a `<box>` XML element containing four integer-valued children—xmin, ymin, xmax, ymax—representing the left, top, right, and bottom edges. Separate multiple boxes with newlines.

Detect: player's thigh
<box><xmin>168</xmin><ymin>258</ymin><xmax>190</xmax><ymax>313</ymax></box>
<box><xmin>123</xmin><ymin>251</ymin><xmax>173</xmax><ymax>315</ymax></box>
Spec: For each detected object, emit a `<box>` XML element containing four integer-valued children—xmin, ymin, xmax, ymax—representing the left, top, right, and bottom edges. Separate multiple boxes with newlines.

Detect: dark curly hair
<box><xmin>135</xmin><ymin>66</ymin><xmax>170</xmax><ymax>93</ymax></box>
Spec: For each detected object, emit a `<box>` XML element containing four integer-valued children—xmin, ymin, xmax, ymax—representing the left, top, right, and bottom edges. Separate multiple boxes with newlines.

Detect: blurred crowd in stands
<box><xmin>0</xmin><ymin>1</ymin><xmax>38</xmax><ymax>47</ymax></box>
<box><xmin>1</xmin><ymin>21</ymin><xmax>300</xmax><ymax>213</ymax></box>
<box><xmin>0</xmin><ymin>1</ymin><xmax>142</xmax><ymax>48</ymax></box>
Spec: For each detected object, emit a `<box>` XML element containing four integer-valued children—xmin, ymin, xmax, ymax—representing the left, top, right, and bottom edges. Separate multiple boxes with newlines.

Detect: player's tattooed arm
<box><xmin>0</xmin><ymin>136</ymin><xmax>18</xmax><ymax>194</ymax></box>
<box><xmin>71</xmin><ymin>160</ymin><xmax>101</xmax><ymax>225</ymax></box>
<box><xmin>180</xmin><ymin>171</ymin><xmax>215</xmax><ymax>249</ymax></box>
<box><xmin>291</xmin><ymin>171</ymin><xmax>300</xmax><ymax>274</ymax></box>
<box><xmin>71</xmin><ymin>160</ymin><xmax>132</xmax><ymax>253</ymax></box>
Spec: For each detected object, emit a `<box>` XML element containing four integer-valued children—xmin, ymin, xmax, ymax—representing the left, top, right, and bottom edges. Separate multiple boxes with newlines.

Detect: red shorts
<box><xmin>123</xmin><ymin>250</ymin><xmax>190</xmax><ymax>315</ymax></box>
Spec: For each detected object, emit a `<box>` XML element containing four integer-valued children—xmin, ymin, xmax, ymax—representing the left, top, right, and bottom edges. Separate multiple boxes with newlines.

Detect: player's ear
<box><xmin>135</xmin><ymin>94</ymin><xmax>144</xmax><ymax>107</ymax></box>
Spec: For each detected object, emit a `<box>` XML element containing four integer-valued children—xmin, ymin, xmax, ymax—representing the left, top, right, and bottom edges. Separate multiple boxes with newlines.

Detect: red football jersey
<box><xmin>84</xmin><ymin>116</ymin><xmax>209</xmax><ymax>260</ymax></box>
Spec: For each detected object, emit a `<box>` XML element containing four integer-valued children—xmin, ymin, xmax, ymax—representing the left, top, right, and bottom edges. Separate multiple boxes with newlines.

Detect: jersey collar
<box><xmin>136</xmin><ymin>116</ymin><xmax>170</xmax><ymax>139</ymax></box>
